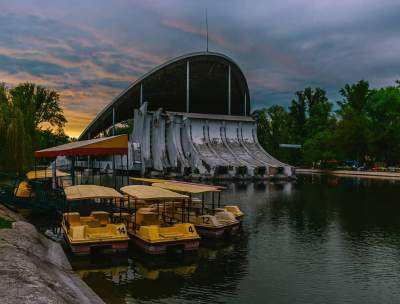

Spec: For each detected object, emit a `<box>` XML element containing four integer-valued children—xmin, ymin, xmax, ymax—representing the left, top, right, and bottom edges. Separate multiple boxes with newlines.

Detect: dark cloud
<box><xmin>0</xmin><ymin>54</ymin><xmax>80</xmax><ymax>76</ymax></box>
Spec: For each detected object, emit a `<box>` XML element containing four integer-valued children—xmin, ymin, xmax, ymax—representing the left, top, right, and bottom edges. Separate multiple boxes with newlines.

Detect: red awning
<box><xmin>35</xmin><ymin>134</ymin><xmax>128</xmax><ymax>158</ymax></box>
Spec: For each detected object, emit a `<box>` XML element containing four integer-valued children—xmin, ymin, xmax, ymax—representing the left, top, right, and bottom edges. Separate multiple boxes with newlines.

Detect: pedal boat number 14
<box><xmin>62</xmin><ymin>185</ymin><xmax>130</xmax><ymax>255</ymax></box>
<box><xmin>120</xmin><ymin>185</ymin><xmax>200</xmax><ymax>255</ymax></box>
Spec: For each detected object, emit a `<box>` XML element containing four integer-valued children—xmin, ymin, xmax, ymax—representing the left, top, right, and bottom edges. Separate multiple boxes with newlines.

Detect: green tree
<box><xmin>289</xmin><ymin>87</ymin><xmax>333</xmax><ymax>142</ymax></box>
<box><xmin>336</xmin><ymin>80</ymin><xmax>371</xmax><ymax>162</ymax></box>
<box><xmin>303</xmin><ymin>87</ymin><xmax>333</xmax><ymax>137</ymax></box>
<box><xmin>289</xmin><ymin>91</ymin><xmax>307</xmax><ymax>143</ymax></box>
<box><xmin>302</xmin><ymin>128</ymin><xmax>338</xmax><ymax>165</ymax></box>
<box><xmin>253</xmin><ymin>106</ymin><xmax>292</xmax><ymax>162</ymax></box>
<box><xmin>37</xmin><ymin>129</ymin><xmax>70</xmax><ymax>151</ymax></box>
<box><xmin>366</xmin><ymin>85</ymin><xmax>400</xmax><ymax>164</ymax></box>
<box><xmin>286</xmin><ymin>87</ymin><xmax>335</xmax><ymax>165</ymax></box>
<box><xmin>0</xmin><ymin>83</ymin><xmax>68</xmax><ymax>173</ymax></box>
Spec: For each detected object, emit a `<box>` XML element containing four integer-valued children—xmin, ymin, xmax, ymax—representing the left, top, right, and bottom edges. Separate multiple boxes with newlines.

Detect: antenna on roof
<box><xmin>205</xmin><ymin>8</ymin><xmax>209</xmax><ymax>52</ymax></box>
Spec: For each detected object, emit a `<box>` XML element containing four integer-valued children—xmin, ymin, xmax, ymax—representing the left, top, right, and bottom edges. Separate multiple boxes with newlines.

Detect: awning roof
<box><xmin>120</xmin><ymin>185</ymin><xmax>188</xmax><ymax>200</ymax></box>
<box><xmin>64</xmin><ymin>185</ymin><xmax>123</xmax><ymax>200</ymax></box>
<box><xmin>129</xmin><ymin>177</ymin><xmax>171</xmax><ymax>184</ymax></box>
<box><xmin>35</xmin><ymin>134</ymin><xmax>128</xmax><ymax>158</ymax></box>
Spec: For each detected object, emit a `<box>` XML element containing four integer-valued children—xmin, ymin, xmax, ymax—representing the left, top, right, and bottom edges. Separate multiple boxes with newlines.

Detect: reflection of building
<box><xmin>79</xmin><ymin>52</ymin><xmax>294</xmax><ymax>178</ymax></box>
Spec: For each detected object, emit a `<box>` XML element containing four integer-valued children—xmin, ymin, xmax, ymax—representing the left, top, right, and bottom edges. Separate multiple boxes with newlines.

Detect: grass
<box><xmin>0</xmin><ymin>217</ymin><xmax>13</xmax><ymax>229</ymax></box>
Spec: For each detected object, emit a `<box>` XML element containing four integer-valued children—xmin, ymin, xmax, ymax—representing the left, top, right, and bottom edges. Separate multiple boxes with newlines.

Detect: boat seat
<box><xmin>91</xmin><ymin>211</ymin><xmax>110</xmax><ymax>226</ymax></box>
<box><xmin>85</xmin><ymin>225</ymin><xmax>116</xmax><ymax>239</ymax></box>
<box><xmin>87</xmin><ymin>220</ymin><xmax>101</xmax><ymax>228</ymax></box>
<box><xmin>112</xmin><ymin>212</ymin><xmax>131</xmax><ymax>219</ymax></box>
<box><xmin>112</xmin><ymin>212</ymin><xmax>131</xmax><ymax>225</ymax></box>
<box><xmin>64</xmin><ymin>212</ymin><xmax>81</xmax><ymax>226</ymax></box>
<box><xmin>214</xmin><ymin>208</ymin><xmax>225</xmax><ymax>212</ymax></box>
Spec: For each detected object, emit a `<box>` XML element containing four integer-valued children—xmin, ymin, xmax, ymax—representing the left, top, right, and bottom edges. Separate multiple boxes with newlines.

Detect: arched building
<box><xmin>79</xmin><ymin>52</ymin><xmax>294</xmax><ymax>178</ymax></box>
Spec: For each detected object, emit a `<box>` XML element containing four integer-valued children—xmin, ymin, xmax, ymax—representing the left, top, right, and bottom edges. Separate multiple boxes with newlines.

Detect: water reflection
<box><xmin>71</xmin><ymin>176</ymin><xmax>400</xmax><ymax>303</ymax></box>
<box><xmin>71</xmin><ymin>233</ymin><xmax>249</xmax><ymax>304</ymax></box>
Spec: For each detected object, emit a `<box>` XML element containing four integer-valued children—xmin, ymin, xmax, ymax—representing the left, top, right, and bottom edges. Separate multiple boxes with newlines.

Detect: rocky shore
<box><xmin>0</xmin><ymin>204</ymin><xmax>104</xmax><ymax>304</ymax></box>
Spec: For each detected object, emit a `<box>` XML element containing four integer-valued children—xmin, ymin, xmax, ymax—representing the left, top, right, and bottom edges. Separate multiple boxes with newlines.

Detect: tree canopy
<box><xmin>254</xmin><ymin>80</ymin><xmax>400</xmax><ymax>167</ymax></box>
<box><xmin>0</xmin><ymin>83</ymin><xmax>70</xmax><ymax>174</ymax></box>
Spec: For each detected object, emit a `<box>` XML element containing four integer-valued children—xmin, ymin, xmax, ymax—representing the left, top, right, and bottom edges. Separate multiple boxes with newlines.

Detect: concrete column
<box><xmin>87</xmin><ymin>132</ymin><xmax>91</xmax><ymax>171</ymax></box>
<box><xmin>140</xmin><ymin>83</ymin><xmax>143</xmax><ymax>105</ymax></box>
<box><xmin>186</xmin><ymin>60</ymin><xmax>190</xmax><ymax>113</ymax></box>
<box><xmin>112</xmin><ymin>107</ymin><xmax>115</xmax><ymax>136</ymax></box>
<box><xmin>244</xmin><ymin>92</ymin><xmax>247</xmax><ymax>116</ymax></box>
<box><xmin>228</xmin><ymin>65</ymin><xmax>231</xmax><ymax>115</ymax></box>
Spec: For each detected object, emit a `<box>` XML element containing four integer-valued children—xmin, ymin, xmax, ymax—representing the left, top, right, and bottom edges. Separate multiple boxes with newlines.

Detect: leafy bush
<box><xmin>0</xmin><ymin>217</ymin><xmax>13</xmax><ymax>229</ymax></box>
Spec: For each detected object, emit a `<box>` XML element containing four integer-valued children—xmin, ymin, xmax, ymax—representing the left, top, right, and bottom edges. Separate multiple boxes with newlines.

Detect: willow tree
<box><xmin>0</xmin><ymin>84</ymin><xmax>8</xmax><ymax>169</ymax></box>
<box><xmin>0</xmin><ymin>83</ymin><xmax>67</xmax><ymax>174</ymax></box>
<box><xmin>10</xmin><ymin>83</ymin><xmax>66</xmax><ymax>149</ymax></box>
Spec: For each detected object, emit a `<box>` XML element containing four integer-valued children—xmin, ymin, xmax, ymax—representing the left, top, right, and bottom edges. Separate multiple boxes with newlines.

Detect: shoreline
<box><xmin>296</xmin><ymin>168</ymin><xmax>400</xmax><ymax>180</ymax></box>
<box><xmin>0</xmin><ymin>204</ymin><xmax>105</xmax><ymax>304</ymax></box>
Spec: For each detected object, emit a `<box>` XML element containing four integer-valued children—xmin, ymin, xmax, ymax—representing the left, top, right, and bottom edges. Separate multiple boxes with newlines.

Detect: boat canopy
<box><xmin>130</xmin><ymin>177</ymin><xmax>225</xmax><ymax>190</ymax></box>
<box><xmin>26</xmin><ymin>169</ymin><xmax>70</xmax><ymax>180</ymax></box>
<box><xmin>129</xmin><ymin>177</ymin><xmax>171</xmax><ymax>184</ymax></box>
<box><xmin>120</xmin><ymin>185</ymin><xmax>188</xmax><ymax>201</ymax></box>
<box><xmin>34</xmin><ymin>134</ymin><xmax>128</xmax><ymax>158</ymax></box>
<box><xmin>152</xmin><ymin>182</ymin><xmax>220</xmax><ymax>194</ymax></box>
<box><xmin>64</xmin><ymin>185</ymin><xmax>123</xmax><ymax>200</ymax></box>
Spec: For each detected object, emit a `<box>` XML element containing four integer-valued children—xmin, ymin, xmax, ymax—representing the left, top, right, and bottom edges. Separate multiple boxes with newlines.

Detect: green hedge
<box><xmin>0</xmin><ymin>217</ymin><xmax>13</xmax><ymax>229</ymax></box>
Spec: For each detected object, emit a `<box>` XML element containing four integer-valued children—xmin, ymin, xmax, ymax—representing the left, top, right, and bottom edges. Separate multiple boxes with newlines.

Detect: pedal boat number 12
<box><xmin>120</xmin><ymin>185</ymin><xmax>200</xmax><ymax>255</ymax></box>
<box><xmin>62</xmin><ymin>185</ymin><xmax>130</xmax><ymax>255</ymax></box>
<box><xmin>152</xmin><ymin>182</ymin><xmax>241</xmax><ymax>238</ymax></box>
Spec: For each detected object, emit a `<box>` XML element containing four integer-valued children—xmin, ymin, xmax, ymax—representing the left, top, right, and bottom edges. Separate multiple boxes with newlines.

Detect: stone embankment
<box><xmin>0</xmin><ymin>204</ymin><xmax>104</xmax><ymax>304</ymax></box>
<box><xmin>297</xmin><ymin>168</ymin><xmax>400</xmax><ymax>180</ymax></box>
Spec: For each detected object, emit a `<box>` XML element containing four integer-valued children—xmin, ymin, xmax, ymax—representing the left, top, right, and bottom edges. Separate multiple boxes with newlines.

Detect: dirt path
<box><xmin>296</xmin><ymin>168</ymin><xmax>400</xmax><ymax>180</ymax></box>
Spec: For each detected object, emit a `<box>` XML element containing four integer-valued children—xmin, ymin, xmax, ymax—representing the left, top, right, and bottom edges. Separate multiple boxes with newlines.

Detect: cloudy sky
<box><xmin>1</xmin><ymin>0</ymin><xmax>400</xmax><ymax>137</ymax></box>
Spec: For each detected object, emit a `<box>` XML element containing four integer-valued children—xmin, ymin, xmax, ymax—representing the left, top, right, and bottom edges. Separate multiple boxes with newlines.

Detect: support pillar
<box><xmin>71</xmin><ymin>157</ymin><xmax>75</xmax><ymax>186</ymax></box>
<box><xmin>140</xmin><ymin>83</ymin><xmax>143</xmax><ymax>105</ymax></box>
<box><xmin>244</xmin><ymin>93</ymin><xmax>247</xmax><ymax>116</ymax></box>
<box><xmin>87</xmin><ymin>132</ymin><xmax>91</xmax><ymax>176</ymax></box>
<box><xmin>112</xmin><ymin>107</ymin><xmax>116</xmax><ymax>136</ymax></box>
<box><xmin>228</xmin><ymin>65</ymin><xmax>231</xmax><ymax>115</ymax></box>
<box><xmin>186</xmin><ymin>60</ymin><xmax>190</xmax><ymax>113</ymax></box>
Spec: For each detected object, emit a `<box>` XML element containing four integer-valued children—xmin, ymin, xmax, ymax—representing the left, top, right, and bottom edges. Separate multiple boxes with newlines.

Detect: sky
<box><xmin>1</xmin><ymin>0</ymin><xmax>400</xmax><ymax>137</ymax></box>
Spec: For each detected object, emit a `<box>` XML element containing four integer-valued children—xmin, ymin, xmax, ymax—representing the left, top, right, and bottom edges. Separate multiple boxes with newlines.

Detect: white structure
<box><xmin>130</xmin><ymin>103</ymin><xmax>294</xmax><ymax>178</ymax></box>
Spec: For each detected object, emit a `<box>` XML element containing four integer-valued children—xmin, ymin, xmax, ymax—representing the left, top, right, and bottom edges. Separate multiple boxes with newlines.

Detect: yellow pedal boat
<box><xmin>120</xmin><ymin>185</ymin><xmax>200</xmax><ymax>254</ymax></box>
<box><xmin>62</xmin><ymin>185</ymin><xmax>129</xmax><ymax>255</ymax></box>
<box><xmin>152</xmin><ymin>182</ymin><xmax>241</xmax><ymax>238</ymax></box>
<box><xmin>131</xmin><ymin>178</ymin><xmax>244</xmax><ymax>221</ymax></box>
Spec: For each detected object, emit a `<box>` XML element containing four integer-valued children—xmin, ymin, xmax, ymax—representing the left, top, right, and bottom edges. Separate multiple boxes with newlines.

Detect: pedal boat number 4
<box><xmin>120</xmin><ymin>185</ymin><xmax>200</xmax><ymax>255</ymax></box>
<box><xmin>152</xmin><ymin>182</ymin><xmax>242</xmax><ymax>238</ymax></box>
<box><xmin>62</xmin><ymin>185</ymin><xmax>129</xmax><ymax>255</ymax></box>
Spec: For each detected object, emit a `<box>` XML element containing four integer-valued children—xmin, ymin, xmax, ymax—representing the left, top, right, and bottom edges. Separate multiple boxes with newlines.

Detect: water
<box><xmin>70</xmin><ymin>175</ymin><xmax>400</xmax><ymax>303</ymax></box>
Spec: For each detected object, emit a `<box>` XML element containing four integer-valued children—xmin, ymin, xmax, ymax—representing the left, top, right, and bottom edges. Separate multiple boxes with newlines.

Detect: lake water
<box><xmin>70</xmin><ymin>175</ymin><xmax>400</xmax><ymax>304</ymax></box>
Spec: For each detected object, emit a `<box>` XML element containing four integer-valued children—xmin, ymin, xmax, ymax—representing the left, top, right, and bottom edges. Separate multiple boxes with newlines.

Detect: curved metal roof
<box><xmin>79</xmin><ymin>51</ymin><xmax>250</xmax><ymax>140</ymax></box>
